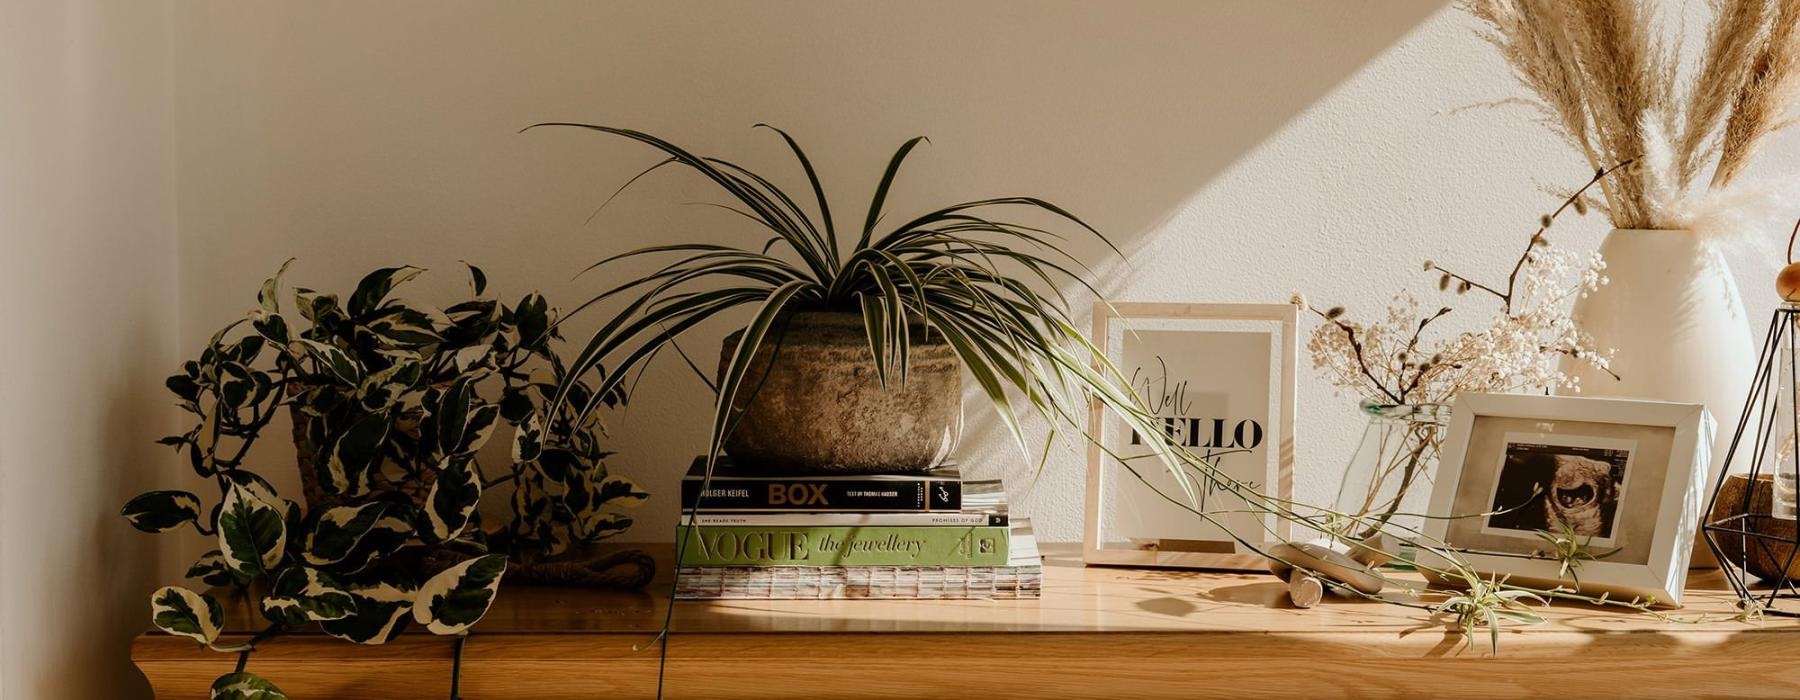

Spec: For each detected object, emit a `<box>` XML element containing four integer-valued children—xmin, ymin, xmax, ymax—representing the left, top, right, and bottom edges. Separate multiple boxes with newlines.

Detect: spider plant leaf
<box><xmin>858</xmin><ymin>292</ymin><xmax>890</xmax><ymax>387</ymax></box>
<box><xmin>755</xmin><ymin>123</ymin><xmax>837</xmax><ymax>264</ymax></box>
<box><xmin>563</xmin><ymin>287</ymin><xmax>771</xmax><ymax>427</ymax></box>
<box><xmin>527</xmin><ymin>123</ymin><xmax>827</xmax><ymax>280</ymax></box>
<box><xmin>859</xmin><ymin>136</ymin><xmax>929</xmax><ymax>250</ymax></box>
<box><xmin>708</xmin><ymin>280</ymin><xmax>811</xmax><ymax>467</ymax></box>
<box><xmin>703</xmin><ymin>157</ymin><xmax>831</xmax><ymax>280</ymax></box>
<box><xmin>585</xmin><ymin>156</ymin><xmax>678</xmax><ymax>225</ymax></box>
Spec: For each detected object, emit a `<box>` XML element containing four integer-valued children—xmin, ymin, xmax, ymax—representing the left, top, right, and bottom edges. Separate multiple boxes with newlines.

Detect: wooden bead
<box><xmin>1778</xmin><ymin>263</ymin><xmax>1800</xmax><ymax>302</ymax></box>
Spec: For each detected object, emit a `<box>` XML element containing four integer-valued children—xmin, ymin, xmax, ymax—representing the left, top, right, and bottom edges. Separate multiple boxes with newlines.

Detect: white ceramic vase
<box><xmin>1562</xmin><ymin>228</ymin><xmax>1755</xmax><ymax>566</ymax></box>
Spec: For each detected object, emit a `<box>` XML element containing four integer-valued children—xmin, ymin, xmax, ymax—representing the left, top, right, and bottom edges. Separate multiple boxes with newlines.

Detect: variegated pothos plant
<box><xmin>125</xmin><ymin>262</ymin><xmax>647</xmax><ymax>698</ymax></box>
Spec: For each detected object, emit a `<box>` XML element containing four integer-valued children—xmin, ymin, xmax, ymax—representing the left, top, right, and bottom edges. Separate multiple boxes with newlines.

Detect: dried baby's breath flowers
<box><xmin>1307</xmin><ymin>167</ymin><xmax>1620</xmax><ymax>406</ymax></box>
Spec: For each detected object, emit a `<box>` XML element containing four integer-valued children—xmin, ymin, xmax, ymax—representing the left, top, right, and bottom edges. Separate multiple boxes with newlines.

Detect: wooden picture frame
<box><xmin>1419</xmin><ymin>393</ymin><xmax>1713</xmax><ymax>607</ymax></box>
<box><xmin>1082</xmin><ymin>302</ymin><xmax>1298</xmax><ymax>570</ymax></box>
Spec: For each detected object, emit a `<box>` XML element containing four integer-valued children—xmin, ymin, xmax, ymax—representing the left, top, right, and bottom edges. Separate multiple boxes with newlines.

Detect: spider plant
<box><xmin>522</xmin><ymin>122</ymin><xmax>1204</xmax><ymax>488</ymax></box>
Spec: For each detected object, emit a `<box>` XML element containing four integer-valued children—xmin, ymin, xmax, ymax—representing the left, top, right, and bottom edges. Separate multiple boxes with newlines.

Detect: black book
<box><xmin>680</xmin><ymin>457</ymin><xmax>961</xmax><ymax>512</ymax></box>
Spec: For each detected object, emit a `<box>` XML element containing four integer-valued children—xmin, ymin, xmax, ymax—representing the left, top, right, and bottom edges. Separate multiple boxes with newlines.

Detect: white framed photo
<box><xmin>1420</xmin><ymin>393</ymin><xmax>1714</xmax><ymax>607</ymax></box>
<box><xmin>1082</xmin><ymin>302</ymin><xmax>1298</xmax><ymax>571</ymax></box>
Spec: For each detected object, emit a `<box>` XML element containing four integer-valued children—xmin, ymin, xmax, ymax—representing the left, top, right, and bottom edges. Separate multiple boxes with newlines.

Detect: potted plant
<box><xmin>123</xmin><ymin>262</ymin><xmax>649</xmax><ymax>697</ymax></box>
<box><xmin>525</xmin><ymin>123</ymin><xmax>1133</xmax><ymax>475</ymax></box>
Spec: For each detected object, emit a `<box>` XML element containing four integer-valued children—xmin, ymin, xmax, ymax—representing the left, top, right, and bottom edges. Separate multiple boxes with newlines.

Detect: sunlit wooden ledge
<box><xmin>133</xmin><ymin>543</ymin><xmax>1800</xmax><ymax>699</ymax></box>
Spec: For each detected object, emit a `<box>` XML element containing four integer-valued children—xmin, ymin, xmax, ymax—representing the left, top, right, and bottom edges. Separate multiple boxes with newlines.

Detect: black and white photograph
<box><xmin>1482</xmin><ymin>437</ymin><xmax>1634</xmax><ymax>543</ymax></box>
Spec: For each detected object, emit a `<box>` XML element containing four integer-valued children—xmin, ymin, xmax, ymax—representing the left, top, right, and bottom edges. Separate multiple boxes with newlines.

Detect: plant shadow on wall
<box><xmin>523</xmin><ymin>125</ymin><xmax>1696</xmax><ymax>695</ymax></box>
<box><xmin>121</xmin><ymin>263</ymin><xmax>652</xmax><ymax>698</ymax></box>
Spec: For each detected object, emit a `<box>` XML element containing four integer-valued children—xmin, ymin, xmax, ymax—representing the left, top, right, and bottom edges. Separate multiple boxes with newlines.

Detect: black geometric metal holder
<box><xmin>1704</xmin><ymin>303</ymin><xmax>1800</xmax><ymax>616</ymax></box>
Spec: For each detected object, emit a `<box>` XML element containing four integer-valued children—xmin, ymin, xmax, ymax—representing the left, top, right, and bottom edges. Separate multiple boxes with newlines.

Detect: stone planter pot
<box><xmin>718</xmin><ymin>311</ymin><xmax>962</xmax><ymax>473</ymax></box>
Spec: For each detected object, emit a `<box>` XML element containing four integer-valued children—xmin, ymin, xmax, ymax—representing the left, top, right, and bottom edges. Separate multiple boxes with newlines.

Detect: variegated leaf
<box><xmin>455</xmin><ymin>404</ymin><xmax>500</xmax><ymax>455</ymax></box>
<box><xmin>223</xmin><ymin>470</ymin><xmax>301</xmax><ymax>527</ymax></box>
<box><xmin>425</xmin><ymin>457</ymin><xmax>482</xmax><ymax>543</ymax></box>
<box><xmin>514</xmin><ymin>292</ymin><xmax>551</xmax><ymax>347</ymax></box>
<box><xmin>193</xmin><ymin>396</ymin><xmax>220</xmax><ymax>471</ymax></box>
<box><xmin>319</xmin><ymin>582</ymin><xmax>416</xmax><ymax>645</ymax></box>
<box><xmin>594</xmin><ymin>475</ymin><xmax>649</xmax><ymax>509</ymax></box>
<box><xmin>463</xmin><ymin>261</ymin><xmax>487</xmax><ymax>296</ymax></box>
<box><xmin>257</xmin><ymin>258</ymin><xmax>295</xmax><ymax>316</ymax></box>
<box><xmin>412</xmin><ymin>554</ymin><xmax>507</xmax><ymax>635</ymax></box>
<box><xmin>365</xmin><ymin>303</ymin><xmax>446</xmax><ymax>347</ymax></box>
<box><xmin>186</xmin><ymin>550</ymin><xmax>238</xmax><ymax>587</ymax></box>
<box><xmin>579</xmin><ymin>511</ymin><xmax>633</xmax><ymax>542</ymax></box>
<box><xmin>511</xmin><ymin>414</ymin><xmax>543</xmax><ymax>463</ymax></box>
<box><xmin>357</xmin><ymin>360</ymin><xmax>422</xmax><ymax>410</ymax></box>
<box><xmin>291</xmin><ymin>338</ymin><xmax>362</xmax><ymax>385</ymax></box>
<box><xmin>431</xmin><ymin>377</ymin><xmax>474</xmax><ymax>458</ymax></box>
<box><xmin>151</xmin><ymin>586</ymin><xmax>224</xmax><ymax>645</ymax></box>
<box><xmin>217</xmin><ymin>483</ymin><xmax>286</xmax><ymax>576</ymax></box>
<box><xmin>448</xmin><ymin>343</ymin><xmax>491</xmax><ymax>373</ymax></box>
<box><xmin>348</xmin><ymin>266</ymin><xmax>425</xmax><ymax>317</ymax></box>
<box><xmin>210</xmin><ymin>671</ymin><xmax>287</xmax><ymax>700</ymax></box>
<box><xmin>259</xmin><ymin>566</ymin><xmax>355</xmax><ymax>627</ymax></box>
<box><xmin>217</xmin><ymin>362</ymin><xmax>256</xmax><ymax>409</ymax></box>
<box><xmin>303</xmin><ymin>503</ymin><xmax>412</xmax><ymax>572</ymax></box>
<box><xmin>323</xmin><ymin>411</ymin><xmax>389</xmax><ymax>496</ymax></box>
<box><xmin>121</xmin><ymin>490</ymin><xmax>204</xmax><ymax>533</ymax></box>
<box><xmin>294</xmin><ymin>288</ymin><xmax>338</xmax><ymax>324</ymax></box>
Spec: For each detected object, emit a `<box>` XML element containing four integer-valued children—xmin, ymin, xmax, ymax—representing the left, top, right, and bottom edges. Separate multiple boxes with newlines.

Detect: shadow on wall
<box><xmin>172</xmin><ymin>0</ymin><xmax>1449</xmax><ymax>538</ymax></box>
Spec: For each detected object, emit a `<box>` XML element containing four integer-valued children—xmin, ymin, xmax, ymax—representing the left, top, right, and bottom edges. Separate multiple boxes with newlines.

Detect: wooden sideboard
<box><xmin>133</xmin><ymin>544</ymin><xmax>1800</xmax><ymax>699</ymax></box>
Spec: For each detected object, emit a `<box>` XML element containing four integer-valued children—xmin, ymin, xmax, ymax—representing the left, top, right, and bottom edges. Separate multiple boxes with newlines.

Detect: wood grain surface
<box><xmin>133</xmin><ymin>544</ymin><xmax>1800</xmax><ymax>699</ymax></box>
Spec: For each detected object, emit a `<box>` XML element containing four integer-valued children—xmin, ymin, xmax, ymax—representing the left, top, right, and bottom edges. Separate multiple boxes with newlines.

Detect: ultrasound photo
<box><xmin>1484</xmin><ymin>441</ymin><xmax>1631</xmax><ymax>539</ymax></box>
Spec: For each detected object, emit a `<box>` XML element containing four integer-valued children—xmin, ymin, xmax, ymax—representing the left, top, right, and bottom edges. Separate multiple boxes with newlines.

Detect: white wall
<box><xmin>168</xmin><ymin>0</ymin><xmax>1800</xmax><ymax>545</ymax></box>
<box><xmin>0</xmin><ymin>1</ymin><xmax>179</xmax><ymax>698</ymax></box>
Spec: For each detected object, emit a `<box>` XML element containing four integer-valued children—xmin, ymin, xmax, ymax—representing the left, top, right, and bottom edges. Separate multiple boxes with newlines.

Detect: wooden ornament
<box><xmin>1287</xmin><ymin>574</ymin><xmax>1325</xmax><ymax>609</ymax></box>
<box><xmin>1783</xmin><ymin>220</ymin><xmax>1800</xmax><ymax>302</ymax></box>
<box><xmin>1264</xmin><ymin>542</ymin><xmax>1385</xmax><ymax>596</ymax></box>
<box><xmin>1779</xmin><ymin>262</ymin><xmax>1800</xmax><ymax>302</ymax></box>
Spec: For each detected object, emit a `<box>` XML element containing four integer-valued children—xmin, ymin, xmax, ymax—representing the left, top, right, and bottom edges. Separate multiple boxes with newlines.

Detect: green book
<box><xmin>676</xmin><ymin>525</ymin><xmax>1010</xmax><ymax>567</ymax></box>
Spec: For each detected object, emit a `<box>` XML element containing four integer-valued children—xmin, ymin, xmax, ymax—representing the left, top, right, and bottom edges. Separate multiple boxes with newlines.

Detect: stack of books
<box><xmin>672</xmin><ymin>457</ymin><xmax>1042</xmax><ymax>600</ymax></box>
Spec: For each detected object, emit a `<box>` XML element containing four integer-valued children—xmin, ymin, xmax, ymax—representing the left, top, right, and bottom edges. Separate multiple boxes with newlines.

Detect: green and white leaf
<box><xmin>291</xmin><ymin>338</ymin><xmax>362</xmax><ymax>385</ymax></box>
<box><xmin>121</xmin><ymin>490</ymin><xmax>204</xmax><ymax>533</ymax></box>
<box><xmin>412</xmin><ymin>554</ymin><xmax>507</xmax><ymax>635</ymax></box>
<box><xmin>425</xmin><ymin>457</ymin><xmax>482</xmax><ymax>542</ymax></box>
<box><xmin>348</xmin><ymin>265</ymin><xmax>426</xmax><ymax>317</ymax></box>
<box><xmin>319</xmin><ymin>582</ymin><xmax>417</xmax><ymax>645</ymax></box>
<box><xmin>431</xmin><ymin>377</ymin><xmax>474</xmax><ymax>458</ymax></box>
<box><xmin>217</xmin><ymin>483</ymin><xmax>286</xmax><ymax>576</ymax></box>
<box><xmin>594</xmin><ymin>475</ymin><xmax>649</xmax><ymax>509</ymax></box>
<box><xmin>210</xmin><ymin>671</ymin><xmax>288</xmax><ymax>700</ymax></box>
<box><xmin>303</xmin><ymin>502</ymin><xmax>409</xmax><ymax>569</ymax></box>
<box><xmin>453</xmin><ymin>404</ymin><xmax>500</xmax><ymax>455</ymax></box>
<box><xmin>186</xmin><ymin>550</ymin><xmax>239</xmax><ymax>587</ymax></box>
<box><xmin>151</xmin><ymin>586</ymin><xmax>224</xmax><ymax>645</ymax></box>
<box><xmin>257</xmin><ymin>258</ymin><xmax>296</xmax><ymax>316</ymax></box>
<box><xmin>512</xmin><ymin>414</ymin><xmax>543</xmax><ymax>463</ymax></box>
<box><xmin>259</xmin><ymin>566</ymin><xmax>355</xmax><ymax>627</ymax></box>
<box><xmin>323</xmin><ymin>411</ymin><xmax>390</xmax><ymax>495</ymax></box>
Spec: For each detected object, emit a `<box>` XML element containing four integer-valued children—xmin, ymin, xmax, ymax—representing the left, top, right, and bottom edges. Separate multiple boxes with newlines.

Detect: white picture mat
<box><xmin>1421</xmin><ymin>393</ymin><xmax>1712</xmax><ymax>607</ymax></box>
<box><xmin>1083</xmin><ymin>302</ymin><xmax>1297</xmax><ymax>570</ymax></box>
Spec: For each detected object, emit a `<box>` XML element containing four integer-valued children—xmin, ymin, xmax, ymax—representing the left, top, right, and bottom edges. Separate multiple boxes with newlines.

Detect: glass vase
<box><xmin>1331</xmin><ymin>401</ymin><xmax>1451</xmax><ymax>546</ymax></box>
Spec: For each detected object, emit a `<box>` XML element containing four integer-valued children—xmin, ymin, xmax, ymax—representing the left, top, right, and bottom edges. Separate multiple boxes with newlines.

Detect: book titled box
<box><xmin>681</xmin><ymin>457</ymin><xmax>961</xmax><ymax>512</ymax></box>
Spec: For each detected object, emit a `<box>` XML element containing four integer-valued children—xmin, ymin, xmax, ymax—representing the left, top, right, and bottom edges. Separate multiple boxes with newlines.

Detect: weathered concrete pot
<box><xmin>718</xmin><ymin>311</ymin><xmax>962</xmax><ymax>473</ymax></box>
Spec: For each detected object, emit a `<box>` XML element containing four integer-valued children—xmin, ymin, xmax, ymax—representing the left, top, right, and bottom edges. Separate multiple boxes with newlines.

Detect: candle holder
<box><xmin>1704</xmin><ymin>301</ymin><xmax>1800</xmax><ymax>616</ymax></box>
